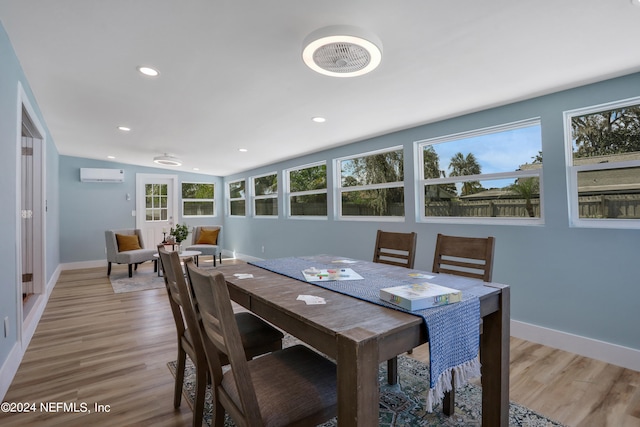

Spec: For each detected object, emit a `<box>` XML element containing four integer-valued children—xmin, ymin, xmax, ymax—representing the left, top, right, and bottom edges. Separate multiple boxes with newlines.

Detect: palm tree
<box><xmin>509</xmin><ymin>177</ymin><xmax>539</xmax><ymax>217</ymax></box>
<box><xmin>449</xmin><ymin>152</ymin><xmax>482</xmax><ymax>196</ymax></box>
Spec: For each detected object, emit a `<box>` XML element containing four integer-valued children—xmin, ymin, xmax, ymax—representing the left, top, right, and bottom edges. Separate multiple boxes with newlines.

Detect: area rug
<box><xmin>109</xmin><ymin>268</ymin><xmax>165</xmax><ymax>293</ymax></box>
<box><xmin>167</xmin><ymin>346</ymin><xmax>565</xmax><ymax>426</ymax></box>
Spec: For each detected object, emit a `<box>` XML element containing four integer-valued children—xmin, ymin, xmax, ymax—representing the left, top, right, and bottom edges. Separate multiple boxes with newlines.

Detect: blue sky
<box><xmin>428</xmin><ymin>124</ymin><xmax>542</xmax><ymax>175</ymax></box>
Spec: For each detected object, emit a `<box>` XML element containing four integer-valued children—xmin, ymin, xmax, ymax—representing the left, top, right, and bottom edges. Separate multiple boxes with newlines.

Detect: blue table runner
<box><xmin>249</xmin><ymin>256</ymin><xmax>481</xmax><ymax>412</ymax></box>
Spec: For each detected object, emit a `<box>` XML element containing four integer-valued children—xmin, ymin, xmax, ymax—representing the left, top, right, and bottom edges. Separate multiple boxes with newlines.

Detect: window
<box><xmin>145</xmin><ymin>183</ymin><xmax>168</xmax><ymax>221</ymax></box>
<box><xmin>564</xmin><ymin>97</ymin><xmax>640</xmax><ymax>228</ymax></box>
<box><xmin>286</xmin><ymin>162</ymin><xmax>327</xmax><ymax>218</ymax></box>
<box><xmin>253</xmin><ymin>172</ymin><xmax>278</xmax><ymax>217</ymax></box>
<box><xmin>228</xmin><ymin>180</ymin><xmax>246</xmax><ymax>216</ymax></box>
<box><xmin>182</xmin><ymin>182</ymin><xmax>214</xmax><ymax>217</ymax></box>
<box><xmin>336</xmin><ymin>146</ymin><xmax>404</xmax><ymax>219</ymax></box>
<box><xmin>416</xmin><ymin>119</ymin><xmax>543</xmax><ymax>224</ymax></box>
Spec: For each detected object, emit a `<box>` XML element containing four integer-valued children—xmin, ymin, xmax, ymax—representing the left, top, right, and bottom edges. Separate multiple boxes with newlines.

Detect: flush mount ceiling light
<box><xmin>137</xmin><ymin>66</ymin><xmax>159</xmax><ymax>77</ymax></box>
<box><xmin>153</xmin><ymin>153</ymin><xmax>182</xmax><ymax>166</ymax></box>
<box><xmin>302</xmin><ymin>25</ymin><xmax>383</xmax><ymax>77</ymax></box>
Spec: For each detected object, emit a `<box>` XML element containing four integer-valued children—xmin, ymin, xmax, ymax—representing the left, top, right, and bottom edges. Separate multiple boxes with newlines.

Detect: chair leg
<box><xmin>213</xmin><ymin>255</ymin><xmax>216</xmax><ymax>267</ymax></box>
<box><xmin>193</xmin><ymin>362</ymin><xmax>207</xmax><ymax>427</ymax></box>
<box><xmin>387</xmin><ymin>357</ymin><xmax>398</xmax><ymax>385</ymax></box>
<box><xmin>107</xmin><ymin>262</ymin><xmax>112</xmax><ymax>276</ymax></box>
<box><xmin>174</xmin><ymin>348</ymin><xmax>186</xmax><ymax>408</ymax></box>
<box><xmin>128</xmin><ymin>264</ymin><xmax>133</xmax><ymax>278</ymax></box>
<box><xmin>219</xmin><ymin>253</ymin><xmax>222</xmax><ymax>265</ymax></box>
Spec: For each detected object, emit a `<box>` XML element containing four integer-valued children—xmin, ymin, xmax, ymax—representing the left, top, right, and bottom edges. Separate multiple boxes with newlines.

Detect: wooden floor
<box><xmin>1</xmin><ymin>261</ymin><xmax>639</xmax><ymax>427</ymax></box>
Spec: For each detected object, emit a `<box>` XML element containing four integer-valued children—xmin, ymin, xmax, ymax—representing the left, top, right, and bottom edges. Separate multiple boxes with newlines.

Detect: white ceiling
<box><xmin>1</xmin><ymin>0</ymin><xmax>640</xmax><ymax>176</ymax></box>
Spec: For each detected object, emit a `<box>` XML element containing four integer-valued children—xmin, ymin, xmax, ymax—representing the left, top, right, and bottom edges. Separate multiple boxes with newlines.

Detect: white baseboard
<box><xmin>511</xmin><ymin>320</ymin><xmax>640</xmax><ymax>372</ymax></box>
<box><xmin>60</xmin><ymin>259</ymin><xmax>107</xmax><ymax>270</ymax></box>
<box><xmin>0</xmin><ymin>341</ymin><xmax>21</xmax><ymax>401</ymax></box>
<box><xmin>1</xmin><ymin>265</ymin><xmax>61</xmax><ymax>401</ymax></box>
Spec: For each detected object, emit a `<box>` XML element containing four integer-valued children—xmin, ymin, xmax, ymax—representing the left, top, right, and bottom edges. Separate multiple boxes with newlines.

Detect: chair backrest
<box><xmin>157</xmin><ymin>246</ymin><xmax>203</xmax><ymax>354</ymax></box>
<box><xmin>191</xmin><ymin>225</ymin><xmax>222</xmax><ymax>246</ymax></box>
<box><xmin>432</xmin><ymin>233</ymin><xmax>495</xmax><ymax>282</ymax></box>
<box><xmin>185</xmin><ymin>260</ymin><xmax>263</xmax><ymax>426</ymax></box>
<box><xmin>373</xmin><ymin>230</ymin><xmax>417</xmax><ymax>269</ymax></box>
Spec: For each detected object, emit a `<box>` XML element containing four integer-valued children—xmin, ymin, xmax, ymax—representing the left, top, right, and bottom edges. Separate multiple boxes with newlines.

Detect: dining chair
<box><xmin>430</xmin><ymin>233</ymin><xmax>495</xmax><ymax>415</ymax></box>
<box><xmin>184</xmin><ymin>260</ymin><xmax>338</xmax><ymax>427</ymax></box>
<box><xmin>432</xmin><ymin>233</ymin><xmax>495</xmax><ymax>282</ymax></box>
<box><xmin>373</xmin><ymin>229</ymin><xmax>417</xmax><ymax>269</ymax></box>
<box><xmin>157</xmin><ymin>246</ymin><xmax>284</xmax><ymax>427</ymax></box>
<box><xmin>372</xmin><ymin>229</ymin><xmax>417</xmax><ymax>385</ymax></box>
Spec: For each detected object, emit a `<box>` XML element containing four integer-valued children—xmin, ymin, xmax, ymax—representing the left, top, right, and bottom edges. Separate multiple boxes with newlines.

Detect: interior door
<box><xmin>20</xmin><ymin>105</ymin><xmax>44</xmax><ymax>318</ymax></box>
<box><xmin>136</xmin><ymin>174</ymin><xmax>179</xmax><ymax>249</ymax></box>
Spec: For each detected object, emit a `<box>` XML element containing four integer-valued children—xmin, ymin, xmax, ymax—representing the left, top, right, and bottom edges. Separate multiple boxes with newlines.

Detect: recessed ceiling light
<box><xmin>312</xmin><ymin>117</ymin><xmax>326</xmax><ymax>123</ymax></box>
<box><xmin>632</xmin><ymin>0</ymin><xmax>640</xmax><ymax>6</ymax></box>
<box><xmin>239</xmin><ymin>148</ymin><xmax>248</xmax><ymax>152</ymax></box>
<box><xmin>137</xmin><ymin>66</ymin><xmax>159</xmax><ymax>77</ymax></box>
<box><xmin>117</xmin><ymin>126</ymin><xmax>131</xmax><ymax>132</ymax></box>
<box><xmin>193</xmin><ymin>167</ymin><xmax>200</xmax><ymax>171</ymax></box>
<box><xmin>107</xmin><ymin>155</ymin><xmax>115</xmax><ymax>159</ymax></box>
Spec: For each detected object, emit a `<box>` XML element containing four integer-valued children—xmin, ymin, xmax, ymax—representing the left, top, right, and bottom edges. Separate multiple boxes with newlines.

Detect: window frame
<box><xmin>227</xmin><ymin>179</ymin><xmax>246</xmax><ymax>217</ymax></box>
<box><xmin>181</xmin><ymin>182</ymin><xmax>215</xmax><ymax>218</ymax></box>
<box><xmin>564</xmin><ymin>96</ymin><xmax>640</xmax><ymax>229</ymax></box>
<box><xmin>285</xmin><ymin>161</ymin><xmax>328</xmax><ymax>220</ymax></box>
<box><xmin>334</xmin><ymin>145</ymin><xmax>405</xmax><ymax>222</ymax></box>
<box><xmin>251</xmin><ymin>171</ymin><xmax>279</xmax><ymax>218</ymax></box>
<box><xmin>415</xmin><ymin>118</ymin><xmax>544</xmax><ymax>225</ymax></box>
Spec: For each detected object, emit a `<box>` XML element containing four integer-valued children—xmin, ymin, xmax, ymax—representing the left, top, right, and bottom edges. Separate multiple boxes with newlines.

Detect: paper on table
<box><xmin>302</xmin><ymin>268</ymin><xmax>364</xmax><ymax>282</ymax></box>
<box><xmin>296</xmin><ymin>295</ymin><xmax>326</xmax><ymax>305</ymax></box>
<box><xmin>332</xmin><ymin>259</ymin><xmax>358</xmax><ymax>264</ymax></box>
<box><xmin>233</xmin><ymin>273</ymin><xmax>254</xmax><ymax>279</ymax></box>
<box><xmin>408</xmin><ymin>272</ymin><xmax>435</xmax><ymax>279</ymax></box>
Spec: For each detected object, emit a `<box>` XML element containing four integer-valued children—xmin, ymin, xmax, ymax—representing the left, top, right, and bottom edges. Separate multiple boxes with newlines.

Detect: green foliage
<box><xmin>448</xmin><ymin>152</ymin><xmax>483</xmax><ymax>196</ymax></box>
<box><xmin>290</xmin><ymin>164</ymin><xmax>327</xmax><ymax>192</ymax></box>
<box><xmin>170</xmin><ymin>223</ymin><xmax>189</xmax><ymax>243</ymax></box>
<box><xmin>182</xmin><ymin>183</ymin><xmax>213</xmax><ymax>199</ymax></box>
<box><xmin>508</xmin><ymin>177</ymin><xmax>540</xmax><ymax>217</ymax></box>
<box><xmin>341</xmin><ymin>150</ymin><xmax>403</xmax><ymax>215</ymax></box>
<box><xmin>423</xmin><ymin>146</ymin><xmax>441</xmax><ymax>179</ymax></box>
<box><xmin>254</xmin><ymin>174</ymin><xmax>277</xmax><ymax>196</ymax></box>
<box><xmin>572</xmin><ymin>106</ymin><xmax>640</xmax><ymax>158</ymax></box>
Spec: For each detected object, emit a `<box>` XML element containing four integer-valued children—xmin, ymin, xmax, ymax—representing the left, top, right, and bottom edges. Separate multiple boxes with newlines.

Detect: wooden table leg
<box><xmin>480</xmin><ymin>285</ymin><xmax>510</xmax><ymax>427</ymax></box>
<box><xmin>337</xmin><ymin>328</ymin><xmax>379</xmax><ymax>427</ymax></box>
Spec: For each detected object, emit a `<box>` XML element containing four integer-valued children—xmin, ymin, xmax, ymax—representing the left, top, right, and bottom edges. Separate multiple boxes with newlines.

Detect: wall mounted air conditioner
<box><xmin>80</xmin><ymin>168</ymin><xmax>125</xmax><ymax>183</ymax></box>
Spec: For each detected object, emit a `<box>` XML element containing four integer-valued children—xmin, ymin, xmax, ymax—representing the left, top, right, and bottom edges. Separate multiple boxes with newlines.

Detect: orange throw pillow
<box><xmin>196</xmin><ymin>228</ymin><xmax>219</xmax><ymax>245</ymax></box>
<box><xmin>116</xmin><ymin>234</ymin><xmax>142</xmax><ymax>251</ymax></box>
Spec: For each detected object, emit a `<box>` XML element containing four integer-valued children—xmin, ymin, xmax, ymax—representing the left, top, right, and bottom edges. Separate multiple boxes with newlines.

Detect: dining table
<box><xmin>215</xmin><ymin>254</ymin><xmax>509</xmax><ymax>427</ymax></box>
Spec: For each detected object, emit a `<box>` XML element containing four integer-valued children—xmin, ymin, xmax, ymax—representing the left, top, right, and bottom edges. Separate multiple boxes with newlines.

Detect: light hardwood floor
<box><xmin>1</xmin><ymin>262</ymin><xmax>639</xmax><ymax>427</ymax></box>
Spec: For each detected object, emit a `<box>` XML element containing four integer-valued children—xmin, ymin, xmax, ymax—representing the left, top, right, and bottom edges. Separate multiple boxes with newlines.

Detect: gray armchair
<box><xmin>185</xmin><ymin>225</ymin><xmax>222</xmax><ymax>266</ymax></box>
<box><xmin>105</xmin><ymin>229</ymin><xmax>157</xmax><ymax>277</ymax></box>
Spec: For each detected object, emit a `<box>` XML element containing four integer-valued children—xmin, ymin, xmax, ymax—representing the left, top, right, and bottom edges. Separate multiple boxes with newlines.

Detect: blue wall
<box><xmin>222</xmin><ymin>73</ymin><xmax>640</xmax><ymax>352</ymax></box>
<box><xmin>0</xmin><ymin>23</ymin><xmax>60</xmax><ymax>365</ymax></box>
<box><xmin>59</xmin><ymin>155</ymin><xmax>224</xmax><ymax>263</ymax></box>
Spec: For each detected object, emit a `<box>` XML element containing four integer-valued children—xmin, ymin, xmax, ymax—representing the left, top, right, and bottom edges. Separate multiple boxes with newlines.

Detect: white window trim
<box><xmin>227</xmin><ymin>179</ymin><xmax>246</xmax><ymax>217</ymax></box>
<box><xmin>334</xmin><ymin>145</ymin><xmax>405</xmax><ymax>222</ymax></box>
<box><xmin>285</xmin><ymin>161</ymin><xmax>328</xmax><ymax>220</ymax></box>
<box><xmin>181</xmin><ymin>182</ymin><xmax>215</xmax><ymax>218</ymax></box>
<box><xmin>415</xmin><ymin>118</ymin><xmax>544</xmax><ymax>226</ymax></box>
<box><xmin>252</xmin><ymin>171</ymin><xmax>279</xmax><ymax>218</ymax></box>
<box><xmin>564</xmin><ymin>97</ymin><xmax>640</xmax><ymax>229</ymax></box>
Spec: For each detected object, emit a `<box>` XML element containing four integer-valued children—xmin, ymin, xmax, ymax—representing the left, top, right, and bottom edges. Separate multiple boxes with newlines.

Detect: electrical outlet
<box><xmin>261</xmin><ymin>245</ymin><xmax>265</xmax><ymax>253</ymax></box>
